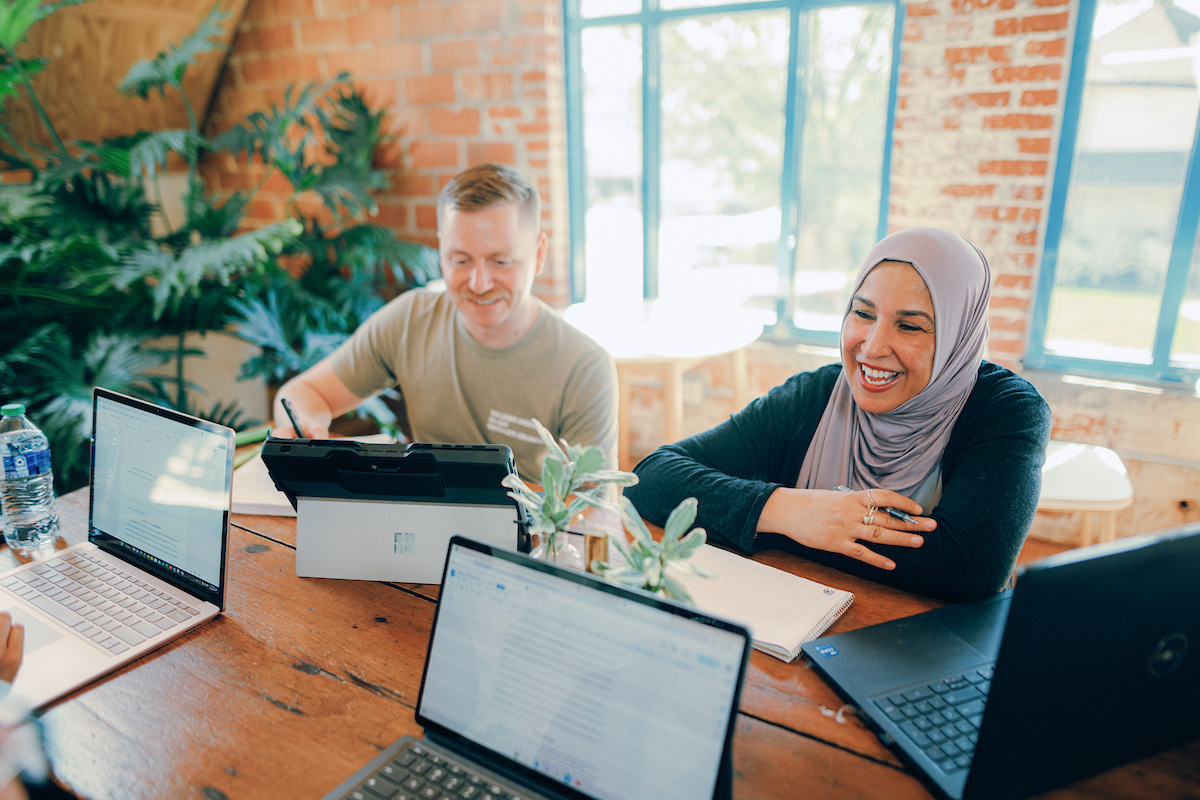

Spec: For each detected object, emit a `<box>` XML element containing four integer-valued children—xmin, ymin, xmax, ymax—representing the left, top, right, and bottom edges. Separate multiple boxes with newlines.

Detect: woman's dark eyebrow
<box><xmin>898</xmin><ymin>310</ymin><xmax>935</xmax><ymax>325</ymax></box>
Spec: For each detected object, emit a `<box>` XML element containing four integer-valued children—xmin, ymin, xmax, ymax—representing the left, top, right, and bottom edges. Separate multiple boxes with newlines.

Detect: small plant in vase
<box><xmin>500</xmin><ymin>419</ymin><xmax>638</xmax><ymax>569</ymax></box>
<box><xmin>591</xmin><ymin>496</ymin><xmax>714</xmax><ymax>603</ymax></box>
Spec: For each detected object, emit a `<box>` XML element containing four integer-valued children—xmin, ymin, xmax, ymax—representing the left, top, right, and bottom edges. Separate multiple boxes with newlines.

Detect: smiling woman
<box><xmin>626</xmin><ymin>227</ymin><xmax>1053</xmax><ymax>602</ymax></box>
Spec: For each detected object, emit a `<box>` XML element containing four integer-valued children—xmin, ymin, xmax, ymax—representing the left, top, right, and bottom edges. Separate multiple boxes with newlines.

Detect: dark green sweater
<box><xmin>626</xmin><ymin>361</ymin><xmax>1052</xmax><ymax>601</ymax></box>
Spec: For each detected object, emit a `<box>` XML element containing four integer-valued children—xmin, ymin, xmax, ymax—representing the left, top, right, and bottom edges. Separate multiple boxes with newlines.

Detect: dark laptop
<box><xmin>322</xmin><ymin>535</ymin><xmax>752</xmax><ymax>800</ymax></box>
<box><xmin>801</xmin><ymin>522</ymin><xmax>1200</xmax><ymax>800</ymax></box>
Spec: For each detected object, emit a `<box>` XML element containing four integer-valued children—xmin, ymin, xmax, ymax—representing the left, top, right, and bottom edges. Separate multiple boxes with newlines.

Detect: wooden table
<box><xmin>18</xmin><ymin>490</ymin><xmax>1200</xmax><ymax>800</ymax></box>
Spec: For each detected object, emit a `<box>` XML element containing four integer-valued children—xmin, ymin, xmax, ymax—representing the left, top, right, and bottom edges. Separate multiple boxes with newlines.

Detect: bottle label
<box><xmin>2</xmin><ymin>447</ymin><xmax>51</xmax><ymax>479</ymax></box>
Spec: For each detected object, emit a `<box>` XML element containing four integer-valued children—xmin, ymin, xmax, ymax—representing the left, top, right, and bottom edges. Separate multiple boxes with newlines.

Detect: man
<box><xmin>273</xmin><ymin>163</ymin><xmax>618</xmax><ymax>481</ymax></box>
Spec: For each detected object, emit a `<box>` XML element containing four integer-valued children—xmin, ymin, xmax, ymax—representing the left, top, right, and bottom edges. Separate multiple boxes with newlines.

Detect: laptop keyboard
<box><xmin>873</xmin><ymin>665</ymin><xmax>993</xmax><ymax>774</ymax></box>
<box><xmin>344</xmin><ymin>743</ymin><xmax>537</xmax><ymax>800</ymax></box>
<box><xmin>0</xmin><ymin>550</ymin><xmax>200</xmax><ymax>655</ymax></box>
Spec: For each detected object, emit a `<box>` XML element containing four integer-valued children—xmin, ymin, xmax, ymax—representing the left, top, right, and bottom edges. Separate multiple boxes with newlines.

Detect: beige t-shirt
<box><xmin>329</xmin><ymin>290</ymin><xmax>619</xmax><ymax>481</ymax></box>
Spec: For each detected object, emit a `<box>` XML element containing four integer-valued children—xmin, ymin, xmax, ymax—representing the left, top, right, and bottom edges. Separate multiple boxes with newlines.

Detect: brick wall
<box><xmin>889</xmin><ymin>0</ymin><xmax>1073</xmax><ymax>372</ymax></box>
<box><xmin>201</xmin><ymin>0</ymin><xmax>571</xmax><ymax>304</ymax></box>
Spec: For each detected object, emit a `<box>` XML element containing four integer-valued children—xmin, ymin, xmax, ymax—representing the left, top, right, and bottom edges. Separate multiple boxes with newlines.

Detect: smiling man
<box><xmin>272</xmin><ymin>163</ymin><xmax>618</xmax><ymax>480</ymax></box>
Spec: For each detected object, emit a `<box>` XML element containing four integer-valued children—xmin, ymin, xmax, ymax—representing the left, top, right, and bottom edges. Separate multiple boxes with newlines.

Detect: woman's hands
<box><xmin>757</xmin><ymin>487</ymin><xmax>936</xmax><ymax>570</ymax></box>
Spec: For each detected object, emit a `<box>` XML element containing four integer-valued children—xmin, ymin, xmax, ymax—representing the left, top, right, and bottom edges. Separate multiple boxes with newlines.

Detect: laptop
<box><xmin>322</xmin><ymin>535</ymin><xmax>752</xmax><ymax>800</ymax></box>
<box><xmin>261</xmin><ymin>440</ymin><xmax>527</xmax><ymax>584</ymax></box>
<box><xmin>801</xmin><ymin>522</ymin><xmax>1200</xmax><ymax>800</ymax></box>
<box><xmin>0</xmin><ymin>387</ymin><xmax>232</xmax><ymax>709</ymax></box>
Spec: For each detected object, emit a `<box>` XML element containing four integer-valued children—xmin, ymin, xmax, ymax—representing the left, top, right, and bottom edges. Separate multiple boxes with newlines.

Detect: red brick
<box><xmin>980</xmin><ymin>159</ymin><xmax>1049</xmax><ymax>176</ymax></box>
<box><xmin>945</xmin><ymin>45</ymin><xmax>1011</xmax><ymax>65</ymax></box>
<box><xmin>1026</xmin><ymin>38</ymin><xmax>1066</xmax><ymax>57</ymax></box>
<box><xmin>392</xmin><ymin>174</ymin><xmax>434</xmax><ymax>195</ymax></box>
<box><xmin>987</xmin><ymin>335</ymin><xmax>1026</xmax><ymax>354</ymax></box>
<box><xmin>1033</xmin><ymin>0</ymin><xmax>1068</xmax><ymax>6</ymax></box>
<box><xmin>988</xmin><ymin>316</ymin><xmax>1027</xmax><ymax>332</ymax></box>
<box><xmin>522</xmin><ymin>70</ymin><xmax>547</xmax><ymax>83</ymax></box>
<box><xmin>995</xmin><ymin>274</ymin><xmax>1033</xmax><ymax>289</ymax></box>
<box><xmin>348</xmin><ymin>10</ymin><xmax>394</xmax><ymax>43</ymax></box>
<box><xmin>520</xmin><ymin>11</ymin><xmax>549</xmax><ymax>25</ymax></box>
<box><xmin>400</xmin><ymin>6</ymin><xmax>454</xmax><ymax>36</ymax></box>
<box><xmin>523</xmin><ymin>88</ymin><xmax>547</xmax><ymax>99</ymax></box>
<box><xmin>462</xmin><ymin>73</ymin><xmax>513</xmax><ymax>100</ymax></box>
<box><xmin>431</xmin><ymin>108</ymin><xmax>480</xmax><ymax>135</ymax></box>
<box><xmin>454</xmin><ymin>0</ymin><xmax>505</xmax><ymax>32</ymax></box>
<box><xmin>358</xmin><ymin>78</ymin><xmax>400</xmax><ymax>108</ymax></box>
<box><xmin>467</xmin><ymin>143</ymin><xmax>515</xmax><ymax>164</ymax></box>
<box><xmin>247</xmin><ymin>198</ymin><xmax>281</xmax><ymax>219</ymax></box>
<box><xmin>1021</xmin><ymin>208</ymin><xmax>1041</xmax><ymax>223</ymax></box>
<box><xmin>908</xmin><ymin>1</ymin><xmax>937</xmax><ymax>16</ymax></box>
<box><xmin>1</xmin><ymin>169</ymin><xmax>33</xmax><ymax>184</ymax></box>
<box><xmin>407</xmin><ymin>75</ymin><xmax>456</xmax><ymax>104</ymax></box>
<box><xmin>416</xmin><ymin>204</ymin><xmax>439</xmax><ymax>228</ymax></box>
<box><xmin>489</xmin><ymin>106</ymin><xmax>523</xmax><ymax>118</ymax></box>
<box><xmin>976</xmin><ymin>206</ymin><xmax>1020</xmax><ymax>222</ymax></box>
<box><xmin>987</xmin><ymin>295</ymin><xmax>1030</xmax><ymax>310</ymax></box>
<box><xmin>240</xmin><ymin>57</ymin><xmax>277</xmax><ymax>83</ymax></box>
<box><xmin>982</xmin><ymin>114</ymin><xmax>1053</xmax><ymax>130</ymax></box>
<box><xmin>241</xmin><ymin>23</ymin><xmax>295</xmax><ymax>53</ymax></box>
<box><xmin>516</xmin><ymin>121</ymin><xmax>550</xmax><ymax>135</ymax></box>
<box><xmin>374</xmin><ymin>142</ymin><xmax>406</xmax><ymax>169</ymax></box>
<box><xmin>952</xmin><ymin>0</ymin><xmax>1015</xmax><ymax>11</ymax></box>
<box><xmin>276</xmin><ymin>0</ymin><xmax>317</xmax><ymax>14</ymax></box>
<box><xmin>943</xmin><ymin>116</ymin><xmax>960</xmax><ymax>130</ymax></box>
<box><xmin>375</xmin><ymin>42</ymin><xmax>422</xmax><ymax>73</ymax></box>
<box><xmin>528</xmin><ymin>158</ymin><xmax>548</xmax><ymax>169</ymax></box>
<box><xmin>526</xmin><ymin>139</ymin><xmax>549</xmax><ymax>152</ymax></box>
<box><xmin>1020</xmin><ymin>89</ymin><xmax>1057</xmax><ymax>106</ymax></box>
<box><xmin>432</xmin><ymin>41</ymin><xmax>480</xmax><ymax>69</ymax></box>
<box><xmin>1012</xmin><ymin>185</ymin><xmax>1044</xmax><ymax>200</ymax></box>
<box><xmin>411</xmin><ymin>141</ymin><xmax>459</xmax><ymax>168</ymax></box>
<box><xmin>262</xmin><ymin>171</ymin><xmax>294</xmax><ymax>193</ymax></box>
<box><xmin>322</xmin><ymin>0</ymin><xmax>368</xmax><ymax>13</ymax></box>
<box><xmin>904</xmin><ymin>21</ymin><xmax>924</xmax><ymax>42</ymax></box>
<box><xmin>992</xmin><ymin>64</ymin><xmax>1061</xmax><ymax>82</ymax></box>
<box><xmin>1018</xmin><ymin>137</ymin><xmax>1051</xmax><ymax>154</ymax></box>
<box><xmin>492</xmin><ymin>52</ymin><xmax>525</xmax><ymax>66</ymax></box>
<box><xmin>994</xmin><ymin>13</ymin><xmax>1069</xmax><ymax>35</ymax></box>
<box><xmin>326</xmin><ymin>48</ymin><xmax>375</xmax><ymax>78</ymax></box>
<box><xmin>300</xmin><ymin>18</ymin><xmax>348</xmax><ymax>48</ymax></box>
<box><xmin>372</xmin><ymin>202</ymin><xmax>408</xmax><ymax>228</ymax></box>
<box><xmin>1015</xmin><ymin>229</ymin><xmax>1038</xmax><ymax>246</ymax></box>
<box><xmin>278</xmin><ymin>53</ymin><xmax>322</xmax><ymax>80</ymax></box>
<box><xmin>943</xmin><ymin>184</ymin><xmax>996</xmax><ymax>198</ymax></box>
<box><xmin>957</xmin><ymin>91</ymin><xmax>1009</xmax><ymax>107</ymax></box>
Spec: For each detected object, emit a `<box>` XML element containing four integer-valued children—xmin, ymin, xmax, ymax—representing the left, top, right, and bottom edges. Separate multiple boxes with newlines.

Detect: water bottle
<box><xmin>0</xmin><ymin>403</ymin><xmax>59</xmax><ymax>550</ymax></box>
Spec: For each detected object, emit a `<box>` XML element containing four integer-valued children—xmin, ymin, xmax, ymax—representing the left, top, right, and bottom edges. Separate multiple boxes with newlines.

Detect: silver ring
<box><xmin>862</xmin><ymin>511</ymin><xmax>875</xmax><ymax>526</ymax></box>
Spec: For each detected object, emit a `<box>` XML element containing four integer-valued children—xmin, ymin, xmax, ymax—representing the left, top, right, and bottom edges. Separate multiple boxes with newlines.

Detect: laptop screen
<box><xmin>418</xmin><ymin>540</ymin><xmax>750</xmax><ymax>800</ymax></box>
<box><xmin>88</xmin><ymin>389</ymin><xmax>232</xmax><ymax>607</ymax></box>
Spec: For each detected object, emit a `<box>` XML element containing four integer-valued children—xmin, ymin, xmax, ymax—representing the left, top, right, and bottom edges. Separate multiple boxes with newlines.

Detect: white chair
<box><xmin>1037</xmin><ymin>441</ymin><xmax>1134</xmax><ymax>547</ymax></box>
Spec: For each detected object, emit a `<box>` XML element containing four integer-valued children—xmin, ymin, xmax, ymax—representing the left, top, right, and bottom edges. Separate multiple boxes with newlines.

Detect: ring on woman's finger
<box><xmin>866</xmin><ymin>489</ymin><xmax>877</xmax><ymax>509</ymax></box>
<box><xmin>862</xmin><ymin>511</ymin><xmax>875</xmax><ymax>526</ymax></box>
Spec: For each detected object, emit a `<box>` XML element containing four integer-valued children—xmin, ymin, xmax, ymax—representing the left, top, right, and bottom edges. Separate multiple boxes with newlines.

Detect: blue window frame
<box><xmin>563</xmin><ymin>0</ymin><xmax>903</xmax><ymax>347</ymax></box>
<box><xmin>1027</xmin><ymin>0</ymin><xmax>1200</xmax><ymax>384</ymax></box>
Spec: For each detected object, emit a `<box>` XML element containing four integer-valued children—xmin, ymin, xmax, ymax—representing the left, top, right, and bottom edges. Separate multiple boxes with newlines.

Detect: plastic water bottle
<box><xmin>0</xmin><ymin>404</ymin><xmax>59</xmax><ymax>550</ymax></box>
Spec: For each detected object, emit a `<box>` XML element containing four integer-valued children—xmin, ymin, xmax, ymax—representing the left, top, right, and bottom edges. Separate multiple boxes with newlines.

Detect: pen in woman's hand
<box><xmin>833</xmin><ymin>485</ymin><xmax>919</xmax><ymax>524</ymax></box>
<box><xmin>280</xmin><ymin>397</ymin><xmax>308</xmax><ymax>438</ymax></box>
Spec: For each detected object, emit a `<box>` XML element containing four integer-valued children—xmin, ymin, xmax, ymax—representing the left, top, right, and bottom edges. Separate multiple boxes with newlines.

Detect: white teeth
<box><xmin>861</xmin><ymin>365</ymin><xmax>899</xmax><ymax>385</ymax></box>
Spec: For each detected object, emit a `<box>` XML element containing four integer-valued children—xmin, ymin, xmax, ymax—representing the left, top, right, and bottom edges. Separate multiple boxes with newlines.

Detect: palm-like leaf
<box><xmin>118</xmin><ymin>5</ymin><xmax>230</xmax><ymax>98</ymax></box>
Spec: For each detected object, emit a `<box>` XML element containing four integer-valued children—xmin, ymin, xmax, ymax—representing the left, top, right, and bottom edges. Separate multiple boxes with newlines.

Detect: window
<box><xmin>1028</xmin><ymin>0</ymin><xmax>1200</xmax><ymax>383</ymax></box>
<box><xmin>563</xmin><ymin>0</ymin><xmax>901</xmax><ymax>344</ymax></box>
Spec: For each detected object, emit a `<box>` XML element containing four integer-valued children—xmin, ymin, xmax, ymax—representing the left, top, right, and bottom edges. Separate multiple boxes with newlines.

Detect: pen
<box><xmin>833</xmin><ymin>485</ymin><xmax>918</xmax><ymax>524</ymax></box>
<box><xmin>280</xmin><ymin>397</ymin><xmax>308</xmax><ymax>438</ymax></box>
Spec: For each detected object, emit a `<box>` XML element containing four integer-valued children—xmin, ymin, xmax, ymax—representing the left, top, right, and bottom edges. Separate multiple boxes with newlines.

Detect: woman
<box><xmin>625</xmin><ymin>227</ymin><xmax>1051</xmax><ymax>601</ymax></box>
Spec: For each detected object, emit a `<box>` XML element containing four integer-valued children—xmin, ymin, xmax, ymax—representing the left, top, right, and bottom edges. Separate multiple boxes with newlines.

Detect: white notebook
<box><xmin>673</xmin><ymin>544</ymin><xmax>854</xmax><ymax>662</ymax></box>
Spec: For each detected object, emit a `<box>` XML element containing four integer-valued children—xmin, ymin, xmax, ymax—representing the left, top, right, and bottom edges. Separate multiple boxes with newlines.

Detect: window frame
<box><xmin>562</xmin><ymin>0</ymin><xmax>904</xmax><ymax>349</ymax></box>
<box><xmin>1025</xmin><ymin>0</ymin><xmax>1200</xmax><ymax>385</ymax></box>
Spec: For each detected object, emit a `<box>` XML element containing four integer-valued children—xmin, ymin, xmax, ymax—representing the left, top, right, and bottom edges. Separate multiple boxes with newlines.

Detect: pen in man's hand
<box><xmin>833</xmin><ymin>484</ymin><xmax>918</xmax><ymax>524</ymax></box>
<box><xmin>280</xmin><ymin>397</ymin><xmax>308</xmax><ymax>438</ymax></box>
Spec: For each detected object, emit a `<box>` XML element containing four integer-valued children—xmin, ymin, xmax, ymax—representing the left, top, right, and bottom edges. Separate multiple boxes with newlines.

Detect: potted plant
<box><xmin>500</xmin><ymin>419</ymin><xmax>637</xmax><ymax>569</ymax></box>
<box><xmin>591</xmin><ymin>496</ymin><xmax>714</xmax><ymax>603</ymax></box>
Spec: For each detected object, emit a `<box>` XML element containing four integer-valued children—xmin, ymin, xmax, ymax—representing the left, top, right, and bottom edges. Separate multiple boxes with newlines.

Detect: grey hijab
<box><xmin>796</xmin><ymin>227</ymin><xmax>991</xmax><ymax>507</ymax></box>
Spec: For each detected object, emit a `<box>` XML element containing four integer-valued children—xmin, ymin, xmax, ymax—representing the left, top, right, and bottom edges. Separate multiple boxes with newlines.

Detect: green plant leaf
<box><xmin>620</xmin><ymin>496</ymin><xmax>655</xmax><ymax>548</ymax></box>
<box><xmin>0</xmin><ymin>0</ymin><xmax>83</xmax><ymax>50</ymax></box>
<box><xmin>118</xmin><ymin>4</ymin><xmax>230</xmax><ymax>98</ymax></box>
<box><xmin>660</xmin><ymin>572</ymin><xmax>693</xmax><ymax>604</ymax></box>
<box><xmin>572</xmin><ymin>445</ymin><xmax>606</xmax><ymax>477</ymax></box>
<box><xmin>662</xmin><ymin>496</ymin><xmax>698</xmax><ymax>546</ymax></box>
<box><xmin>530</xmin><ymin>417</ymin><xmax>568</xmax><ymax>463</ymax></box>
<box><xmin>672</xmin><ymin>527</ymin><xmax>707</xmax><ymax>560</ymax></box>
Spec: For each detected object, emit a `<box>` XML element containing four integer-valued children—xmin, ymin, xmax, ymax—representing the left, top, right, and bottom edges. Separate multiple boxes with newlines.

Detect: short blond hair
<box><xmin>436</xmin><ymin>163</ymin><xmax>541</xmax><ymax>231</ymax></box>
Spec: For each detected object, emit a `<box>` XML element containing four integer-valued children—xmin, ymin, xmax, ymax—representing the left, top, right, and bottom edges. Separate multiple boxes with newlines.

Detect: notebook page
<box><xmin>673</xmin><ymin>544</ymin><xmax>854</xmax><ymax>662</ymax></box>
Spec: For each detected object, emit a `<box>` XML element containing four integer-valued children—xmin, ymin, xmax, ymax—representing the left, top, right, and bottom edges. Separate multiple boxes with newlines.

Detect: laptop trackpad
<box><xmin>0</xmin><ymin>607</ymin><xmax>64</xmax><ymax>655</ymax></box>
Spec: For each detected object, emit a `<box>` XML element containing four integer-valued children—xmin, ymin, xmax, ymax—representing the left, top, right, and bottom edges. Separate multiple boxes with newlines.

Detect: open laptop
<box><xmin>0</xmin><ymin>387</ymin><xmax>232</xmax><ymax>709</ymax></box>
<box><xmin>322</xmin><ymin>535</ymin><xmax>752</xmax><ymax>800</ymax></box>
<box><xmin>801</xmin><ymin>522</ymin><xmax>1200</xmax><ymax>800</ymax></box>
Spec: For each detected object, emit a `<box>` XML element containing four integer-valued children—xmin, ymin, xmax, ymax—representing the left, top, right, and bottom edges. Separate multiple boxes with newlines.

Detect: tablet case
<box><xmin>261</xmin><ymin>439</ymin><xmax>529</xmax><ymax>583</ymax></box>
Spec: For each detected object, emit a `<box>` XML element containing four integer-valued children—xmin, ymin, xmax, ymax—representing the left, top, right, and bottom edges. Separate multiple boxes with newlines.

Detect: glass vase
<box><xmin>531</xmin><ymin>530</ymin><xmax>584</xmax><ymax>570</ymax></box>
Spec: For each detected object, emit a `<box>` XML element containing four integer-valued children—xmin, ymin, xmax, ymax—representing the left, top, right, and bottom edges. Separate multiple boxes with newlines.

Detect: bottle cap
<box><xmin>0</xmin><ymin>404</ymin><xmax>24</xmax><ymax>417</ymax></box>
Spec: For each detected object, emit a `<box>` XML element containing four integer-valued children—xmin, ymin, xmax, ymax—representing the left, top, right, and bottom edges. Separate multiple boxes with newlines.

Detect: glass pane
<box><xmin>791</xmin><ymin>4</ymin><xmax>894</xmax><ymax>333</ymax></box>
<box><xmin>1170</xmin><ymin>228</ymin><xmax>1200</xmax><ymax>367</ymax></box>
<box><xmin>1044</xmin><ymin>0</ymin><xmax>1200</xmax><ymax>364</ymax></box>
<box><xmin>581</xmin><ymin>26</ymin><xmax>643</xmax><ymax>305</ymax></box>
<box><xmin>659</xmin><ymin>12</ymin><xmax>789</xmax><ymax>319</ymax></box>
<box><xmin>580</xmin><ymin>0</ymin><xmax>640</xmax><ymax>19</ymax></box>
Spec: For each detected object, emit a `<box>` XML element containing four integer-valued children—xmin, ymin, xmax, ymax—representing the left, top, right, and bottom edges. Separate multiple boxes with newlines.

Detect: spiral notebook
<box><xmin>674</xmin><ymin>544</ymin><xmax>854</xmax><ymax>662</ymax></box>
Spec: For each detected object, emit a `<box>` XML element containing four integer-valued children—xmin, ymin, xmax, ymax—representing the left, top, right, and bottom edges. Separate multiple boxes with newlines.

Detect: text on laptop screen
<box><xmin>420</xmin><ymin>545</ymin><xmax>745</xmax><ymax>800</ymax></box>
<box><xmin>90</xmin><ymin>395</ymin><xmax>228</xmax><ymax>592</ymax></box>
